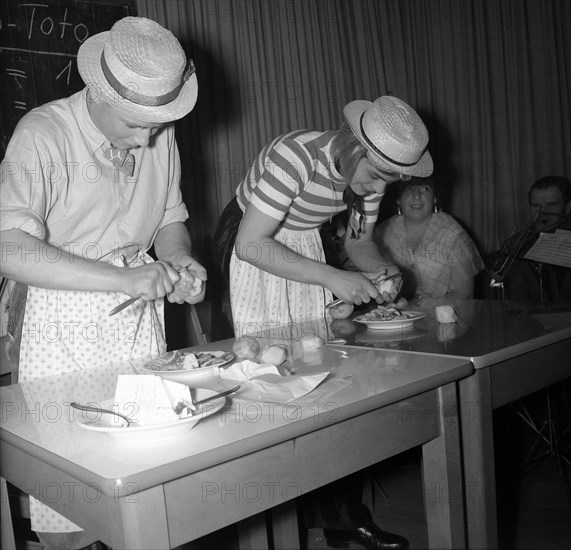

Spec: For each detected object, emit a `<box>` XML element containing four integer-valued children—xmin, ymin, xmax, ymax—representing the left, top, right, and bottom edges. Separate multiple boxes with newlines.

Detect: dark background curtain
<box><xmin>137</xmin><ymin>0</ymin><xmax>570</xmax><ymax>345</ymax></box>
<box><xmin>3</xmin><ymin>1</ymin><xmax>568</xmax><ymax>346</ymax></box>
<box><xmin>139</xmin><ymin>0</ymin><xmax>570</xmax><ymax>258</ymax></box>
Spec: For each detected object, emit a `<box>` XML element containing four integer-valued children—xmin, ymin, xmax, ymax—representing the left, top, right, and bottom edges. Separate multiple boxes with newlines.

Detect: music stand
<box><xmin>488</xmin><ymin>216</ymin><xmax>571</xmax><ymax>298</ymax></box>
<box><xmin>523</xmin><ymin>230</ymin><xmax>571</xmax><ymax>269</ymax></box>
<box><xmin>515</xmin><ymin>384</ymin><xmax>571</xmax><ymax>504</ymax></box>
<box><xmin>511</xmin><ymin>230</ymin><xmax>571</xmax><ymax>501</ymax></box>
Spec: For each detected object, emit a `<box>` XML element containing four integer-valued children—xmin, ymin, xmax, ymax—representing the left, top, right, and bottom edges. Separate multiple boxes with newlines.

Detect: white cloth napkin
<box><xmin>220</xmin><ymin>360</ymin><xmax>329</xmax><ymax>403</ymax></box>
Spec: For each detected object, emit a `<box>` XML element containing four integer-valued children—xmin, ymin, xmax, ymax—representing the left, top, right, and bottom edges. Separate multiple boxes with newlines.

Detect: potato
<box><xmin>232</xmin><ymin>336</ymin><xmax>260</xmax><ymax>360</ymax></box>
<box><xmin>437</xmin><ymin>322</ymin><xmax>458</xmax><ymax>342</ymax></box>
<box><xmin>330</xmin><ymin>319</ymin><xmax>357</xmax><ymax>336</ymax></box>
<box><xmin>329</xmin><ymin>302</ymin><xmax>355</xmax><ymax>319</ymax></box>
<box><xmin>259</xmin><ymin>344</ymin><xmax>288</xmax><ymax>366</ymax></box>
<box><xmin>435</xmin><ymin>305</ymin><xmax>458</xmax><ymax>324</ymax></box>
<box><xmin>300</xmin><ymin>334</ymin><xmax>324</xmax><ymax>350</ymax></box>
<box><xmin>378</xmin><ymin>278</ymin><xmax>394</xmax><ymax>295</ymax></box>
<box><xmin>363</xmin><ymin>272</ymin><xmax>392</xmax><ymax>292</ymax></box>
<box><xmin>174</xmin><ymin>270</ymin><xmax>203</xmax><ymax>297</ymax></box>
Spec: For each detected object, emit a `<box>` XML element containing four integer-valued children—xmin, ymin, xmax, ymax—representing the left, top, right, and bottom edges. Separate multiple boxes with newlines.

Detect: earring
<box><xmin>433</xmin><ymin>203</ymin><xmax>439</xmax><ymax>213</ymax></box>
<box><xmin>397</xmin><ymin>205</ymin><xmax>402</xmax><ymax>215</ymax></box>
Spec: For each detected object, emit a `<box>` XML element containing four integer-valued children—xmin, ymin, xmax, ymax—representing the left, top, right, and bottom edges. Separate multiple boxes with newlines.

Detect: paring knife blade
<box><xmin>108</xmin><ymin>295</ymin><xmax>141</xmax><ymax>316</ymax></box>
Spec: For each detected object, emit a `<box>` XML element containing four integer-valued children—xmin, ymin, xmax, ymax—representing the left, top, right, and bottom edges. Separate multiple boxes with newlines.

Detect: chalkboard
<box><xmin>0</xmin><ymin>0</ymin><xmax>137</xmax><ymax>157</ymax></box>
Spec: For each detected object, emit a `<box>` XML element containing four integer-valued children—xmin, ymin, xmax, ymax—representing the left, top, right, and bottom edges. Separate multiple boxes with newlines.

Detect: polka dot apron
<box><xmin>230</xmin><ymin>226</ymin><xmax>333</xmax><ymax>337</ymax></box>
<box><xmin>20</xmin><ymin>252</ymin><xmax>167</xmax><ymax>533</ymax></box>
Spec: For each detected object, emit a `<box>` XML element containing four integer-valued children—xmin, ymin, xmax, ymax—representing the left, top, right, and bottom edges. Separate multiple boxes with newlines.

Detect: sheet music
<box><xmin>523</xmin><ymin>229</ymin><xmax>571</xmax><ymax>268</ymax></box>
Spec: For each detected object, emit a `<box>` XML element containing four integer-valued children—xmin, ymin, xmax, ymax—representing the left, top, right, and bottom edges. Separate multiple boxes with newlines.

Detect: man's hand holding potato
<box><xmin>167</xmin><ymin>258</ymin><xmax>207</xmax><ymax>305</ymax></box>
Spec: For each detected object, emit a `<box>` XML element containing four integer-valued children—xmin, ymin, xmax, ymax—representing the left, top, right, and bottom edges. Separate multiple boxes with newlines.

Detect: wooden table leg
<box><xmin>237</xmin><ymin>512</ymin><xmax>270</xmax><ymax>550</ymax></box>
<box><xmin>422</xmin><ymin>382</ymin><xmax>466</xmax><ymax>549</ymax></box>
<box><xmin>271</xmin><ymin>499</ymin><xmax>300</xmax><ymax>550</ymax></box>
<box><xmin>1</xmin><ymin>477</ymin><xmax>17</xmax><ymax>550</ymax></box>
<box><xmin>459</xmin><ymin>370</ymin><xmax>498</xmax><ymax>550</ymax></box>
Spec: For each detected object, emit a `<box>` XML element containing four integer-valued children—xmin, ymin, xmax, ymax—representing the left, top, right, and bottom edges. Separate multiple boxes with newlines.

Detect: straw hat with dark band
<box><xmin>344</xmin><ymin>96</ymin><xmax>433</xmax><ymax>177</ymax></box>
<box><xmin>78</xmin><ymin>17</ymin><xmax>198</xmax><ymax>123</ymax></box>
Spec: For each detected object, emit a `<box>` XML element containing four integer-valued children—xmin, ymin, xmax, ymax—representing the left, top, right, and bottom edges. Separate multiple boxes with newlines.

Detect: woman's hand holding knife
<box><xmin>325</xmin><ymin>271</ymin><xmax>403</xmax><ymax>311</ymax></box>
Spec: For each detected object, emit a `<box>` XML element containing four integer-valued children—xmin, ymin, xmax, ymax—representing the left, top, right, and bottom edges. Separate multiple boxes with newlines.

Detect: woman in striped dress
<box><xmin>215</xmin><ymin>96</ymin><xmax>434</xmax><ymax>550</ymax></box>
<box><xmin>215</xmin><ymin>96</ymin><xmax>433</xmax><ymax>338</ymax></box>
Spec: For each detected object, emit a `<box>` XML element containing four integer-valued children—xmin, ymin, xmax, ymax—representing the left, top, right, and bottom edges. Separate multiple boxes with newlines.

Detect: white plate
<box><xmin>75</xmin><ymin>389</ymin><xmax>226</xmax><ymax>445</ymax></box>
<box><xmin>353</xmin><ymin>311</ymin><xmax>426</xmax><ymax>331</ymax></box>
<box><xmin>140</xmin><ymin>350</ymin><xmax>235</xmax><ymax>386</ymax></box>
<box><xmin>355</xmin><ymin>328</ymin><xmax>425</xmax><ymax>343</ymax></box>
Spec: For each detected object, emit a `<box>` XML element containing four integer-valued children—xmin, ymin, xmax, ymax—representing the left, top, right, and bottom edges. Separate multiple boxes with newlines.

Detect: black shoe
<box><xmin>323</xmin><ymin>526</ymin><xmax>409</xmax><ymax>550</ymax></box>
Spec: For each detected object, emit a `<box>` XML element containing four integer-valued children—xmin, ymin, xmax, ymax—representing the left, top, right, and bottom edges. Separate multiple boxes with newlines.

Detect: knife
<box><xmin>325</xmin><ymin>272</ymin><xmax>403</xmax><ymax>310</ymax></box>
<box><xmin>108</xmin><ymin>295</ymin><xmax>141</xmax><ymax>316</ymax></box>
<box><xmin>174</xmin><ymin>384</ymin><xmax>241</xmax><ymax>415</ymax></box>
<box><xmin>195</xmin><ymin>385</ymin><xmax>241</xmax><ymax>406</ymax></box>
<box><xmin>108</xmin><ymin>265</ymin><xmax>198</xmax><ymax>316</ymax></box>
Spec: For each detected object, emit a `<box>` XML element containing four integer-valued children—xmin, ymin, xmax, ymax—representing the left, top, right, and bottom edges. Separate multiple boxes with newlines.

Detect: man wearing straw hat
<box><xmin>0</xmin><ymin>17</ymin><xmax>203</xmax><ymax>549</ymax></box>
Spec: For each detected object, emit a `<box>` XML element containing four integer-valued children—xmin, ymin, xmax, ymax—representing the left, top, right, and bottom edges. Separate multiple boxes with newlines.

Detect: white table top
<box><xmin>1</xmin><ymin>344</ymin><xmax>472</xmax><ymax>498</ymax></box>
<box><xmin>330</xmin><ymin>299</ymin><xmax>571</xmax><ymax>368</ymax></box>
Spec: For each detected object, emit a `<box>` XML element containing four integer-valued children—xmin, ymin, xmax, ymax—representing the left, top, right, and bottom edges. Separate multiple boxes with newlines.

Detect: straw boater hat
<box><xmin>77</xmin><ymin>17</ymin><xmax>197</xmax><ymax>123</ymax></box>
<box><xmin>344</xmin><ymin>96</ymin><xmax>433</xmax><ymax>177</ymax></box>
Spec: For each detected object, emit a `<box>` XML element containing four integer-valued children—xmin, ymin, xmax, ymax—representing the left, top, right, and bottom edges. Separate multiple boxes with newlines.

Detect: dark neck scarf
<box><xmin>343</xmin><ymin>186</ymin><xmax>365</xmax><ymax>239</ymax></box>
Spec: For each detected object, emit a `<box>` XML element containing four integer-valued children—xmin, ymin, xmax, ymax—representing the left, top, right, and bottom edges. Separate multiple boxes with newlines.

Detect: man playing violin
<box><xmin>505</xmin><ymin>175</ymin><xmax>571</xmax><ymax>303</ymax></box>
<box><xmin>528</xmin><ymin>175</ymin><xmax>571</xmax><ymax>232</ymax></box>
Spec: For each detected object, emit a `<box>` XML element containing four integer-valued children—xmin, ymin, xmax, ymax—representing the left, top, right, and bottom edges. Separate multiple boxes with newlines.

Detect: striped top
<box><xmin>236</xmin><ymin>130</ymin><xmax>382</xmax><ymax>231</ymax></box>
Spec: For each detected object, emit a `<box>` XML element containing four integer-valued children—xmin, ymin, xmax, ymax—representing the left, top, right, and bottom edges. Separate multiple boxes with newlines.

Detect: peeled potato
<box><xmin>170</xmin><ymin>269</ymin><xmax>203</xmax><ymax>302</ymax></box>
<box><xmin>435</xmin><ymin>305</ymin><xmax>458</xmax><ymax>324</ymax></box>
<box><xmin>300</xmin><ymin>334</ymin><xmax>324</xmax><ymax>350</ymax></box>
<box><xmin>190</xmin><ymin>277</ymin><xmax>203</xmax><ymax>296</ymax></box>
<box><xmin>378</xmin><ymin>278</ymin><xmax>394</xmax><ymax>295</ymax></box>
<box><xmin>363</xmin><ymin>272</ymin><xmax>397</xmax><ymax>297</ymax></box>
<box><xmin>259</xmin><ymin>344</ymin><xmax>288</xmax><ymax>366</ymax></box>
<box><xmin>232</xmin><ymin>336</ymin><xmax>260</xmax><ymax>360</ymax></box>
<box><xmin>329</xmin><ymin>302</ymin><xmax>354</xmax><ymax>319</ymax></box>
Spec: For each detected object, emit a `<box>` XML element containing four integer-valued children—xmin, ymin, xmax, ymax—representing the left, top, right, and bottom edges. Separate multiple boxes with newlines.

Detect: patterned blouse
<box><xmin>374</xmin><ymin>212</ymin><xmax>484</xmax><ymax>299</ymax></box>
